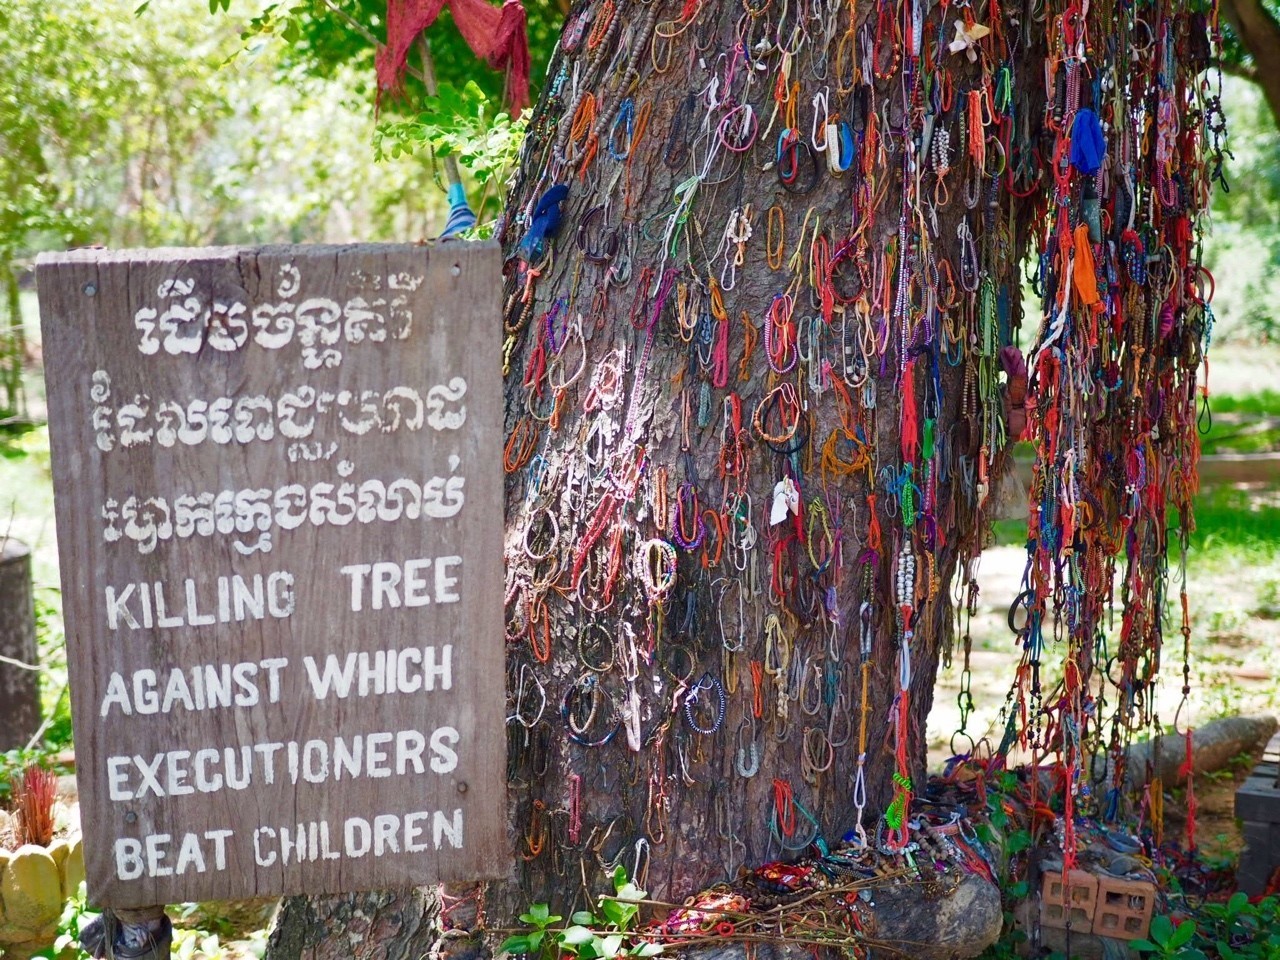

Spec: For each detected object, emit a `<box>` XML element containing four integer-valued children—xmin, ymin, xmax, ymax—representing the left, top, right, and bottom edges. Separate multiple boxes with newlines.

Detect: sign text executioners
<box><xmin>37</xmin><ymin>243</ymin><xmax>507</xmax><ymax>907</ymax></box>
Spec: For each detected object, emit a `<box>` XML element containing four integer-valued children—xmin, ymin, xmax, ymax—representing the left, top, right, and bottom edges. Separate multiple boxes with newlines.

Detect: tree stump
<box><xmin>0</xmin><ymin>537</ymin><xmax>40</xmax><ymax>750</ymax></box>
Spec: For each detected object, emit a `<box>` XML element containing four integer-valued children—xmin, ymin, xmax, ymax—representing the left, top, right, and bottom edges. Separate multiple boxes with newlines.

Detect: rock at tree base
<box><xmin>860</xmin><ymin>872</ymin><xmax>1002</xmax><ymax>958</ymax></box>
<box><xmin>658</xmin><ymin>873</ymin><xmax>1001</xmax><ymax>960</ymax></box>
<box><xmin>0</xmin><ymin>837</ymin><xmax>90</xmax><ymax>958</ymax></box>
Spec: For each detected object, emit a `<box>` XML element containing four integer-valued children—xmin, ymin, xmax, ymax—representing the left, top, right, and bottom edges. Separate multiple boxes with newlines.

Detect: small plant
<box><xmin>46</xmin><ymin>881</ymin><xmax>100</xmax><ymax>960</ymax></box>
<box><xmin>9</xmin><ymin>763</ymin><xmax>58</xmax><ymax>847</ymax></box>
<box><xmin>1131</xmin><ymin>915</ymin><xmax>1202</xmax><ymax>959</ymax></box>
<box><xmin>1186</xmin><ymin>892</ymin><xmax>1280</xmax><ymax>959</ymax></box>
<box><xmin>500</xmin><ymin>867</ymin><xmax>663</xmax><ymax>960</ymax></box>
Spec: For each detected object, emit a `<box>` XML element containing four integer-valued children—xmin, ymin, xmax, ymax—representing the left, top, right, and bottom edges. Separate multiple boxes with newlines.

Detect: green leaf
<box><xmin>632</xmin><ymin>944</ymin><xmax>664</xmax><ymax>956</ymax></box>
<box><xmin>571</xmin><ymin>912</ymin><xmax>598</xmax><ymax>925</ymax></box>
<box><xmin>1150</xmin><ymin>915</ymin><xmax>1175</xmax><ymax>946</ymax></box>
<box><xmin>500</xmin><ymin>936</ymin><xmax>532</xmax><ymax>955</ymax></box>
<box><xmin>990</xmin><ymin>804</ymin><xmax>1009</xmax><ymax>830</ymax></box>
<box><xmin>561</xmin><ymin>927</ymin><xmax>596</xmax><ymax>946</ymax></box>
<box><xmin>1129</xmin><ymin>940</ymin><xmax>1158</xmax><ymax>953</ymax></box>
<box><xmin>1228</xmin><ymin>891</ymin><xmax>1249</xmax><ymax>918</ymax></box>
<box><xmin>600</xmin><ymin>935</ymin><xmax>625</xmax><ymax>958</ymax></box>
<box><xmin>616</xmin><ymin>881</ymin><xmax>647</xmax><ymax>902</ymax></box>
<box><xmin>1006</xmin><ymin>830</ymin><xmax>1033</xmax><ymax>854</ymax></box>
<box><xmin>600</xmin><ymin>899</ymin><xmax>637</xmax><ymax>928</ymax></box>
<box><xmin>1168</xmin><ymin>920</ymin><xmax>1196</xmax><ymax>949</ymax></box>
<box><xmin>1009</xmin><ymin>880</ymin><xmax>1030</xmax><ymax>899</ymax></box>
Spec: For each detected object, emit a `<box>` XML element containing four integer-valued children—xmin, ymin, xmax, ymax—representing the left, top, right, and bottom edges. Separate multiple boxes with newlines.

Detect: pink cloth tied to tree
<box><xmin>376</xmin><ymin>0</ymin><xmax>531</xmax><ymax>115</ymax></box>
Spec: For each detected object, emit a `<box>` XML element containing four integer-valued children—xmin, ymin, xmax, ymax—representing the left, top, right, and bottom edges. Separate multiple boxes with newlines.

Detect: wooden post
<box><xmin>0</xmin><ymin>537</ymin><xmax>40</xmax><ymax>750</ymax></box>
<box><xmin>38</xmin><ymin>242</ymin><xmax>508</xmax><ymax>908</ymax></box>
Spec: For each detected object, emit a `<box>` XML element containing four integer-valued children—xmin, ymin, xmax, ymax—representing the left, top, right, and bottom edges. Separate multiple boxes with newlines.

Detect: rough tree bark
<box><xmin>486</xmin><ymin>0</ymin><xmax>1039</xmax><ymax>923</ymax></box>
<box><xmin>1221</xmin><ymin>0</ymin><xmax>1280</xmax><ymax>123</ymax></box>
<box><xmin>267</xmin><ymin>889</ymin><xmax>438</xmax><ymax>960</ymax></box>
<box><xmin>271</xmin><ymin>0</ymin><xmax>1050</xmax><ymax>951</ymax></box>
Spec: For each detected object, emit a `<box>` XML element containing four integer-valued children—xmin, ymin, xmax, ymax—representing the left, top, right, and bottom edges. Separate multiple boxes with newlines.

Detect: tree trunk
<box><xmin>268</xmin><ymin>889</ymin><xmax>438</xmax><ymax>960</ymax></box>
<box><xmin>272</xmin><ymin>0</ymin><xmax>1218</xmax><ymax>951</ymax></box>
<box><xmin>484</xmin><ymin>0</ymin><xmax>1037</xmax><ymax>922</ymax></box>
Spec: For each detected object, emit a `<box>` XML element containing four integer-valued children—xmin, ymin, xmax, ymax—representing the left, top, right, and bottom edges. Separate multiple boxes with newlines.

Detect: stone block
<box><xmin>61</xmin><ymin>837</ymin><xmax>85</xmax><ymax>896</ymax></box>
<box><xmin>0</xmin><ymin>844</ymin><xmax>62</xmax><ymax>932</ymax></box>
<box><xmin>1236</xmin><ymin>776</ymin><xmax>1280</xmax><ymax>824</ymax></box>
<box><xmin>44</xmin><ymin>839</ymin><xmax>69</xmax><ymax>874</ymax></box>
<box><xmin>1040</xmin><ymin>870</ymin><xmax>1097</xmax><ymax>933</ymax></box>
<box><xmin>1237</xmin><ymin>859</ymin><xmax>1273</xmax><ymax>897</ymax></box>
<box><xmin>1094</xmin><ymin>874</ymin><xmax>1154</xmax><ymax>940</ymax></box>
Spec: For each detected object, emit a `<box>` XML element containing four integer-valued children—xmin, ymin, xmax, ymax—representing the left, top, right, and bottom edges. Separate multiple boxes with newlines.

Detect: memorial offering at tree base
<box><xmin>381</xmin><ymin>0</ymin><xmax>1229</xmax><ymax>925</ymax></box>
<box><xmin>36</xmin><ymin>243</ymin><xmax>508</xmax><ymax>908</ymax></box>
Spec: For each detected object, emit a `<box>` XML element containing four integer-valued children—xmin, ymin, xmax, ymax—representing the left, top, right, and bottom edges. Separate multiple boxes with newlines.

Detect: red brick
<box><xmin>1040</xmin><ymin>870</ymin><xmax>1098</xmax><ymax>933</ymax></box>
<box><xmin>1094</xmin><ymin>874</ymin><xmax>1155</xmax><ymax>939</ymax></box>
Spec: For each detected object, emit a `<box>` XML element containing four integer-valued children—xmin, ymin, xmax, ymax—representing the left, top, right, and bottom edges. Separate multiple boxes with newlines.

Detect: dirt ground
<box><xmin>929</xmin><ymin>546</ymin><xmax>1280</xmax><ymax>762</ymax></box>
<box><xmin>928</xmin><ymin>541</ymin><xmax>1280</xmax><ymax>872</ymax></box>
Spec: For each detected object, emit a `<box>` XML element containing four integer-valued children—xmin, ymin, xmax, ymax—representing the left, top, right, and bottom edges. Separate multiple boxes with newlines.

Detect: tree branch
<box><xmin>1220</xmin><ymin>0</ymin><xmax>1280</xmax><ymax>124</ymax></box>
<box><xmin>317</xmin><ymin>0</ymin><xmax>427</xmax><ymax>85</ymax></box>
<box><xmin>1220</xmin><ymin>58</ymin><xmax>1259</xmax><ymax>83</ymax></box>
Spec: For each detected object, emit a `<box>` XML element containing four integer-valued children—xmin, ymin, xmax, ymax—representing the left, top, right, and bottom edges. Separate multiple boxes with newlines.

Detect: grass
<box><xmin>990</xmin><ymin>385</ymin><xmax>1280</xmax><ymax>554</ymax></box>
<box><xmin>1198</xmin><ymin>386</ymin><xmax>1280</xmax><ymax>455</ymax></box>
<box><xmin>1187</xmin><ymin>485</ymin><xmax>1280</xmax><ymax>557</ymax></box>
<box><xmin>1207</xmin><ymin>390</ymin><xmax>1280</xmax><ymax>415</ymax></box>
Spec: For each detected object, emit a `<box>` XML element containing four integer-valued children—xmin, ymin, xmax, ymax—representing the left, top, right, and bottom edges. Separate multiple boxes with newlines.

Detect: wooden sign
<box><xmin>37</xmin><ymin>243</ymin><xmax>508</xmax><ymax>907</ymax></box>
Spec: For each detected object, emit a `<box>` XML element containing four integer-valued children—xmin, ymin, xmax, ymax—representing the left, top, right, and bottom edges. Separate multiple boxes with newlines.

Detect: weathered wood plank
<box><xmin>37</xmin><ymin>242</ymin><xmax>509</xmax><ymax>908</ymax></box>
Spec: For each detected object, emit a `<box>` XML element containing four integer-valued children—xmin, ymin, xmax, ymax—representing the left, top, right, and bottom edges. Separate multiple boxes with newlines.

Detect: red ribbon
<box><xmin>376</xmin><ymin>0</ymin><xmax>531</xmax><ymax>115</ymax></box>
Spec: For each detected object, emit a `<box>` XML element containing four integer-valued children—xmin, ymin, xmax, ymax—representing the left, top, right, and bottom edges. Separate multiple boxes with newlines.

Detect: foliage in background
<box><xmin>1204</xmin><ymin>78</ymin><xmax>1280</xmax><ymax>342</ymax></box>
<box><xmin>375</xmin><ymin>82</ymin><xmax>528</xmax><ymax>228</ymax></box>
<box><xmin>2</xmin><ymin>0</ymin><xmax>460</xmax><ymax>253</ymax></box>
<box><xmin>0</xmin><ymin>0</ymin><xmax>564</xmax><ymax>417</ymax></box>
<box><xmin>227</xmin><ymin>0</ymin><xmax>556</xmax><ymax>222</ymax></box>
<box><xmin>249</xmin><ymin>0</ymin><xmax>564</xmax><ymax>111</ymax></box>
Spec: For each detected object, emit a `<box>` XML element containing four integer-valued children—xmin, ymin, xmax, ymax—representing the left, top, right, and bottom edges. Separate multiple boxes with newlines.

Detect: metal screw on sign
<box><xmin>452</xmin><ymin>263</ymin><xmax>462</xmax><ymax>277</ymax></box>
<box><xmin>83</xmin><ymin>282</ymin><xmax>96</xmax><ymax>296</ymax></box>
